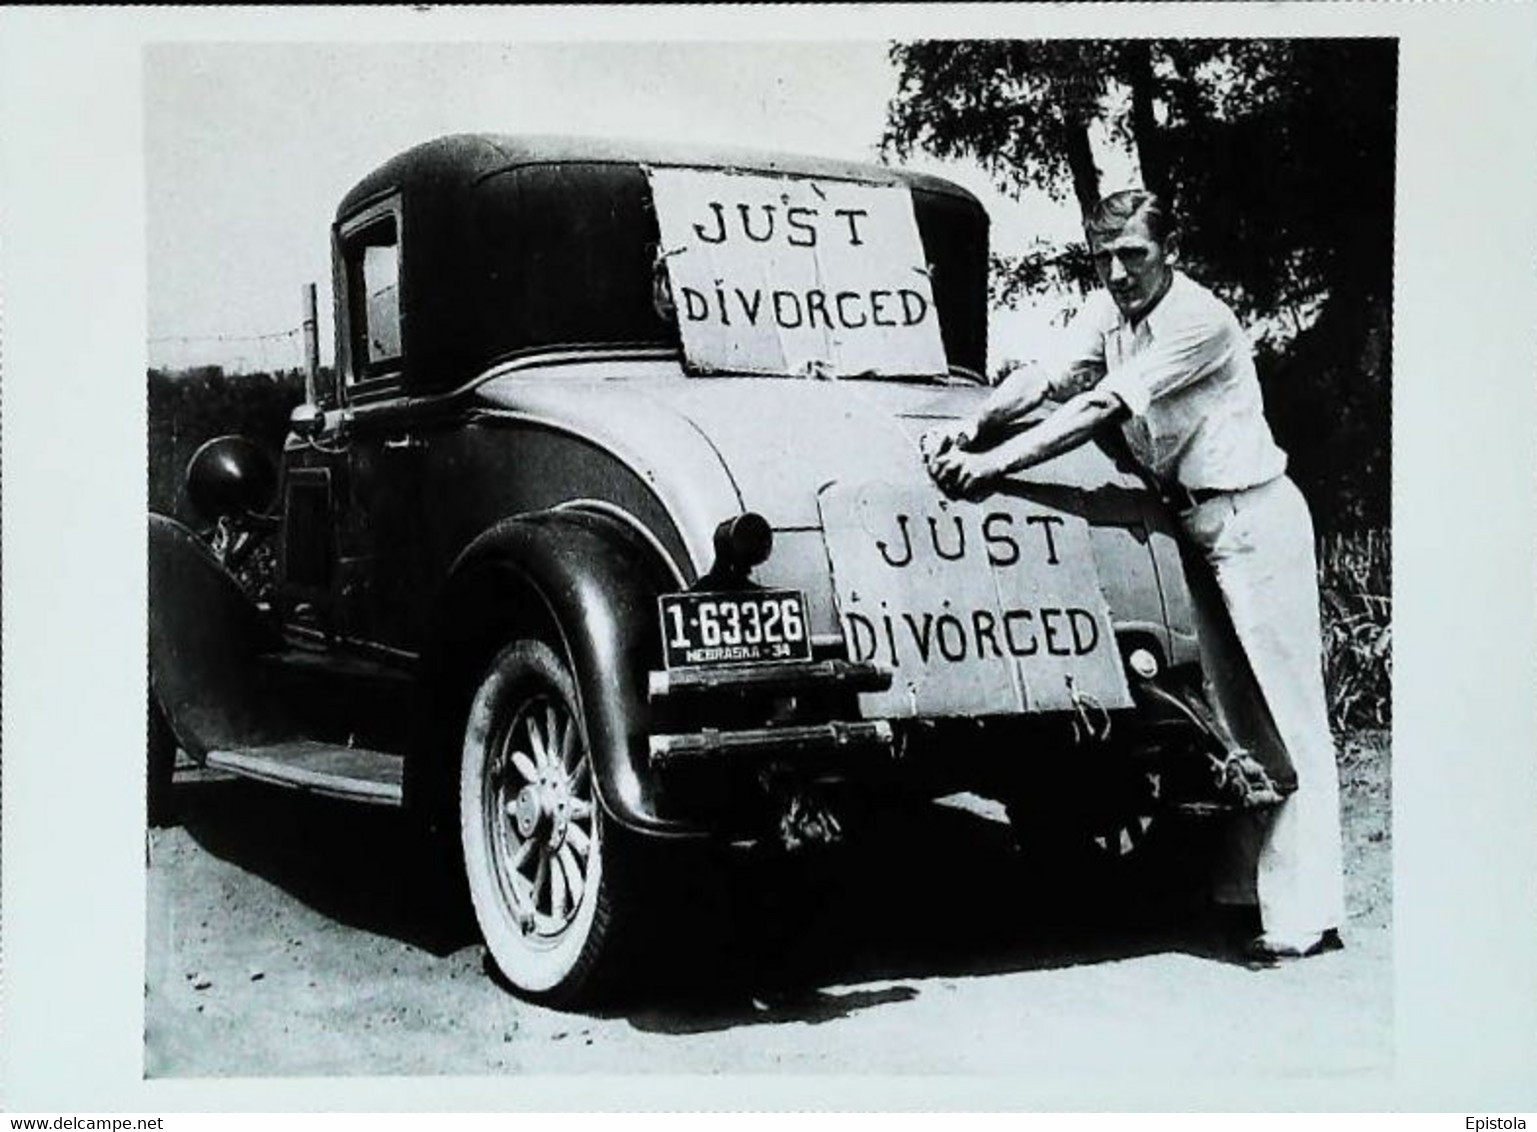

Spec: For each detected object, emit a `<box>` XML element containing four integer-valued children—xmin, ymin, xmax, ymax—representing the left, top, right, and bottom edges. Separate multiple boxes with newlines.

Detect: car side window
<box><xmin>361</xmin><ymin>240</ymin><xmax>401</xmax><ymax>366</ymax></box>
<box><xmin>340</xmin><ymin>199</ymin><xmax>403</xmax><ymax>387</ymax></box>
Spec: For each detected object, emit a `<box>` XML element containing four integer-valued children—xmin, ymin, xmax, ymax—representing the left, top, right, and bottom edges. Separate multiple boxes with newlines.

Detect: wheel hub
<box><xmin>510</xmin><ymin>768</ymin><xmax>572</xmax><ymax>849</ymax></box>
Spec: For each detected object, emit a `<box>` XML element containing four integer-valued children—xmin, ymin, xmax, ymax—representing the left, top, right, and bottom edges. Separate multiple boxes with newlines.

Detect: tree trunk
<box><xmin>1123</xmin><ymin>41</ymin><xmax>1170</xmax><ymax>201</ymax></box>
<box><xmin>1063</xmin><ymin>120</ymin><xmax>1100</xmax><ymax>218</ymax></box>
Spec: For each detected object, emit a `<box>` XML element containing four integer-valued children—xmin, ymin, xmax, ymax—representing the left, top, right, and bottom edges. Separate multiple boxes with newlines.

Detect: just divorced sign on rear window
<box><xmin>646</xmin><ymin>167</ymin><xmax>949</xmax><ymax>378</ymax></box>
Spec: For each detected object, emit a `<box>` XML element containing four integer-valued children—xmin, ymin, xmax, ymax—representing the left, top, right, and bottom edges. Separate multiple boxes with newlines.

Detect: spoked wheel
<box><xmin>460</xmin><ymin>640</ymin><xmax>623</xmax><ymax>1004</ymax></box>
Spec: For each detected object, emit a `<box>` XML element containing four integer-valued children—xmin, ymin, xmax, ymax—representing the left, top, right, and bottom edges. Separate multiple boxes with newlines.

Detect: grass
<box><xmin>1319</xmin><ymin>529</ymin><xmax>1392</xmax><ymax>731</ymax></box>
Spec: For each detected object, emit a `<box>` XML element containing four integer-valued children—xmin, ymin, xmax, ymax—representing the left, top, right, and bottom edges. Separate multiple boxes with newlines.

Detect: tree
<box><xmin>884</xmin><ymin>41</ymin><xmax>1121</xmax><ymax>216</ymax></box>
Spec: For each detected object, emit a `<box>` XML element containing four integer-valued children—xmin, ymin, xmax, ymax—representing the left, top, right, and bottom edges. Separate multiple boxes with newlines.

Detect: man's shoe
<box><xmin>1244</xmin><ymin>928</ymin><xmax>1345</xmax><ymax>965</ymax></box>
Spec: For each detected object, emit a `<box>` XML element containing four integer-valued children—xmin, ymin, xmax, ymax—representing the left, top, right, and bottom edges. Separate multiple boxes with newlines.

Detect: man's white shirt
<box><xmin>1043</xmin><ymin>270</ymin><xmax>1288</xmax><ymax>492</ymax></box>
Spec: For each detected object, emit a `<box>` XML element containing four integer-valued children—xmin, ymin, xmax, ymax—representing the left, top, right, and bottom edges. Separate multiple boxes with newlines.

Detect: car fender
<box><xmin>428</xmin><ymin>508</ymin><xmax>698</xmax><ymax>839</ymax></box>
<box><xmin>147</xmin><ymin>513</ymin><xmax>291</xmax><ymax>758</ymax></box>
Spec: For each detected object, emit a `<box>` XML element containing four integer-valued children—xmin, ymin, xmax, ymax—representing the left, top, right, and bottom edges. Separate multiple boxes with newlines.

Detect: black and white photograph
<box><xmin>3</xmin><ymin>3</ymin><xmax>1536</xmax><ymax>1116</ymax></box>
<box><xmin>141</xmin><ymin>35</ymin><xmax>1394</xmax><ymax>1076</ymax></box>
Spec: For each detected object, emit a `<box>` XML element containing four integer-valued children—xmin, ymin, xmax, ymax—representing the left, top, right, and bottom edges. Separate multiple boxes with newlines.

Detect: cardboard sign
<box><xmin>818</xmin><ymin>483</ymin><xmax>1133</xmax><ymax>718</ymax></box>
<box><xmin>646</xmin><ymin>167</ymin><xmax>949</xmax><ymax>378</ymax></box>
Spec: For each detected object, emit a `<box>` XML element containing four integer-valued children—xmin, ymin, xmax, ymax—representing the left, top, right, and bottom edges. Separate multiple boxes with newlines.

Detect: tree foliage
<box><xmin>883</xmin><ymin>41</ymin><xmax>1128</xmax><ymax>215</ymax></box>
<box><xmin>884</xmin><ymin>39</ymin><xmax>1395</xmax><ymax>531</ymax></box>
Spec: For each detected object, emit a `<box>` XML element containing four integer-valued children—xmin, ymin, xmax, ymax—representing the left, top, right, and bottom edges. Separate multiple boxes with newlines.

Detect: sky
<box><xmin>145</xmin><ymin>42</ymin><xmax>1117</xmax><ymax>375</ymax></box>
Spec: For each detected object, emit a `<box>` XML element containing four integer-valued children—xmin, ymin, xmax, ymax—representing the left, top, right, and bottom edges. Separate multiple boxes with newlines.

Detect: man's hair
<box><xmin>1085</xmin><ymin>189</ymin><xmax>1176</xmax><ymax>246</ymax></box>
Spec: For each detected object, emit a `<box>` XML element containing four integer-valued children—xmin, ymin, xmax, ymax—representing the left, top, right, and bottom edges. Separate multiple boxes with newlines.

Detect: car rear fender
<box><xmin>429</xmin><ymin>509</ymin><xmax>698</xmax><ymax>839</ymax></box>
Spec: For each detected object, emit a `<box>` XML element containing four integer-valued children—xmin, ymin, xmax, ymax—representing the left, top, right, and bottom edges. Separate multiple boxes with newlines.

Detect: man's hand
<box><xmin>993</xmin><ymin>357</ymin><xmax>1029</xmax><ymax>383</ymax></box>
<box><xmin>925</xmin><ymin>443</ymin><xmax>1004</xmax><ymax>500</ymax></box>
<box><xmin>928</xmin><ymin>389</ymin><xmax>1129</xmax><ymax>500</ymax></box>
<box><xmin>918</xmin><ymin>418</ymin><xmax>977</xmax><ymax>462</ymax></box>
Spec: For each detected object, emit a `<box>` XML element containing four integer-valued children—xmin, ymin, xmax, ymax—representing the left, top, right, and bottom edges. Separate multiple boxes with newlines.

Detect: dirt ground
<box><xmin>144</xmin><ymin>731</ymin><xmax>1391</xmax><ymax>1078</ymax></box>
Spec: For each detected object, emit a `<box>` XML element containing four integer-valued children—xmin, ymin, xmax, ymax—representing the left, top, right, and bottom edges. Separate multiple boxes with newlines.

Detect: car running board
<box><xmin>205</xmin><ymin>740</ymin><xmax>404</xmax><ymax>806</ymax></box>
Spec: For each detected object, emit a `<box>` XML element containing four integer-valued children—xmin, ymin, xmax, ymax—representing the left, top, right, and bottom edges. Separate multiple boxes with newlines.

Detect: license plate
<box><xmin>659</xmin><ymin>590</ymin><xmax>813</xmax><ymax>669</ymax></box>
<box><xmin>818</xmin><ymin>482</ymin><xmax>1132</xmax><ymax>717</ymax></box>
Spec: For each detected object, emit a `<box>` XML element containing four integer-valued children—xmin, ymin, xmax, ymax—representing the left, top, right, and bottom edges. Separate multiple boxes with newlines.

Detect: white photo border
<box><xmin>2</xmin><ymin>3</ymin><xmax>1534</xmax><ymax>1112</ymax></box>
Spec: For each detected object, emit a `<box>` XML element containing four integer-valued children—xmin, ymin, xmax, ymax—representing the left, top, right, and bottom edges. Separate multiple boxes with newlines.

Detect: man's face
<box><xmin>1088</xmin><ymin>213</ymin><xmax>1175</xmax><ymax>322</ymax></box>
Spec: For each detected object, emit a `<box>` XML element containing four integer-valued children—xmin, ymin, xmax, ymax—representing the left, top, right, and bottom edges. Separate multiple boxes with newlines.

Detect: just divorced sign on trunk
<box><xmin>818</xmin><ymin>482</ymin><xmax>1133</xmax><ymax>718</ymax></box>
<box><xmin>646</xmin><ymin>167</ymin><xmax>949</xmax><ymax>378</ymax></box>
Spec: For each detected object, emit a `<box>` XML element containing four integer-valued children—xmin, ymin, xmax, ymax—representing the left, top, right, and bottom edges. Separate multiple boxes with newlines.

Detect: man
<box><xmin>923</xmin><ymin>189</ymin><xmax>1345</xmax><ymax>962</ymax></box>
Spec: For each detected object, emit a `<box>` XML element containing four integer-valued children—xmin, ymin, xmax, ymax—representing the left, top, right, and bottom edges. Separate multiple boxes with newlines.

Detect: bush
<box><xmin>148</xmin><ymin>366</ymin><xmax>308</xmax><ymax>603</ymax></box>
<box><xmin>1319</xmin><ymin>529</ymin><xmax>1391</xmax><ymax>731</ymax></box>
<box><xmin>147</xmin><ymin>366</ymin><xmax>308</xmax><ymax>520</ymax></box>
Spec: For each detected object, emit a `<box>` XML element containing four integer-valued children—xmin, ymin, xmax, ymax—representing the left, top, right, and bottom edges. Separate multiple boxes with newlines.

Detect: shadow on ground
<box><xmin>614</xmin><ymin>799</ymin><xmax>1249</xmax><ymax>1034</ymax></box>
<box><xmin>165</xmin><ymin>773</ymin><xmax>1267</xmax><ymax>1034</ymax></box>
<box><xmin>170</xmin><ymin>772</ymin><xmax>478</xmax><ymax>957</ymax></box>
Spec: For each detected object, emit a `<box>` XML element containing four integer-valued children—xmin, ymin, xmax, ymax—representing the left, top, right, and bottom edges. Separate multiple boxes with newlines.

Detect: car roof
<box><xmin>336</xmin><ymin>133</ymin><xmax>980</xmax><ymax>221</ymax></box>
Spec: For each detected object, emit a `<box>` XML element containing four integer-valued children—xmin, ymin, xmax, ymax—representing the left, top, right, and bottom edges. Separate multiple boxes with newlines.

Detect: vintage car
<box><xmin>149</xmin><ymin>133</ymin><xmax>1260</xmax><ymax>1004</ymax></box>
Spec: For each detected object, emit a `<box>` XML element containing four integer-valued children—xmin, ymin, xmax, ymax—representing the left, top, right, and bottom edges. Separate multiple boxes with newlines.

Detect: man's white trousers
<box><xmin>1179</xmin><ymin>475</ymin><xmax>1348</xmax><ymax>937</ymax></box>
